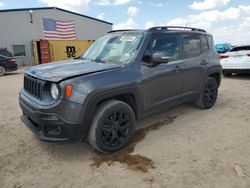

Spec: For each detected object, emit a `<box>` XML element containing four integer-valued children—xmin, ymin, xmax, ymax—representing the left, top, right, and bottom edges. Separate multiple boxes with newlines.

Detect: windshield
<box><xmin>82</xmin><ymin>33</ymin><xmax>143</xmax><ymax>64</ymax></box>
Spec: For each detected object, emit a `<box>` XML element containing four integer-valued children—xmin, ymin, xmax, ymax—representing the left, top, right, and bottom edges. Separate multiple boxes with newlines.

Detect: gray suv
<box><xmin>19</xmin><ymin>26</ymin><xmax>222</xmax><ymax>153</ymax></box>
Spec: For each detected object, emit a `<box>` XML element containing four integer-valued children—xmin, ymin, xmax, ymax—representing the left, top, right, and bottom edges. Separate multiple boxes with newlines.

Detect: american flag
<box><xmin>43</xmin><ymin>18</ymin><xmax>76</xmax><ymax>40</ymax></box>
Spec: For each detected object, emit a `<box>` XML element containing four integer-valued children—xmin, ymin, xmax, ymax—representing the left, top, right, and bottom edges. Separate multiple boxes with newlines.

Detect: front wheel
<box><xmin>0</xmin><ymin>66</ymin><xmax>5</xmax><ymax>76</ymax></box>
<box><xmin>88</xmin><ymin>100</ymin><xmax>135</xmax><ymax>153</ymax></box>
<box><xmin>195</xmin><ymin>77</ymin><xmax>218</xmax><ymax>109</ymax></box>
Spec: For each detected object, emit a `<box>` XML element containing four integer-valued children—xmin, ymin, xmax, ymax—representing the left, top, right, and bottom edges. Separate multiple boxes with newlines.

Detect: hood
<box><xmin>25</xmin><ymin>60</ymin><xmax>121</xmax><ymax>82</ymax></box>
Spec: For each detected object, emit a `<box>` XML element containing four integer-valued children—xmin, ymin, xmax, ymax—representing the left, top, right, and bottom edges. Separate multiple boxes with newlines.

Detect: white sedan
<box><xmin>220</xmin><ymin>45</ymin><xmax>250</xmax><ymax>76</ymax></box>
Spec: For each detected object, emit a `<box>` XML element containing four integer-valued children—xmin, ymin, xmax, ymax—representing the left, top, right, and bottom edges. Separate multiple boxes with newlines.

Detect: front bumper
<box><xmin>6</xmin><ymin>64</ymin><xmax>18</xmax><ymax>72</ymax></box>
<box><xmin>19</xmin><ymin>92</ymin><xmax>84</xmax><ymax>142</ymax></box>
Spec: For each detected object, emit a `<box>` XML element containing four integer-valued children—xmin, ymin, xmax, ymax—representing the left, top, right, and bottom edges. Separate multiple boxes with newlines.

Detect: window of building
<box><xmin>13</xmin><ymin>45</ymin><xmax>26</xmax><ymax>56</ymax></box>
<box><xmin>182</xmin><ymin>34</ymin><xmax>202</xmax><ymax>58</ymax></box>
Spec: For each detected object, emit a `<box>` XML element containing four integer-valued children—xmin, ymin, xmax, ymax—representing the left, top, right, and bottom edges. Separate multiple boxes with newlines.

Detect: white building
<box><xmin>0</xmin><ymin>7</ymin><xmax>113</xmax><ymax>65</ymax></box>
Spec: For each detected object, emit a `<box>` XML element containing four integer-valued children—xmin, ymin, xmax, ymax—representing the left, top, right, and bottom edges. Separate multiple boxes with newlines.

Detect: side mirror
<box><xmin>152</xmin><ymin>52</ymin><xmax>170</xmax><ymax>64</ymax></box>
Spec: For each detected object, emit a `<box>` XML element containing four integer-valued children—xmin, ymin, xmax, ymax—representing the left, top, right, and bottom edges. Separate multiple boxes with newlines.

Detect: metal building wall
<box><xmin>0</xmin><ymin>8</ymin><xmax>112</xmax><ymax>65</ymax></box>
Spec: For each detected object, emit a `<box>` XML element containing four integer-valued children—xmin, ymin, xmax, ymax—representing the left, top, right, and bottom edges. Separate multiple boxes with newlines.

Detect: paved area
<box><xmin>0</xmin><ymin>67</ymin><xmax>250</xmax><ymax>188</ymax></box>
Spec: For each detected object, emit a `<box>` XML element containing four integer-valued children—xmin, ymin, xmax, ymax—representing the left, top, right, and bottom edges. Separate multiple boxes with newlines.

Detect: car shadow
<box><xmin>224</xmin><ymin>73</ymin><xmax>250</xmax><ymax>80</ymax></box>
<box><xmin>37</xmin><ymin>103</ymin><xmax>194</xmax><ymax>161</ymax></box>
<box><xmin>4</xmin><ymin>72</ymin><xmax>22</xmax><ymax>76</ymax></box>
<box><xmin>38</xmin><ymin>140</ymin><xmax>94</xmax><ymax>160</ymax></box>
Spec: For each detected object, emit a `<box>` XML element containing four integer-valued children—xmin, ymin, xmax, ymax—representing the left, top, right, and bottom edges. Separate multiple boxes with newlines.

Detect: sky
<box><xmin>0</xmin><ymin>0</ymin><xmax>250</xmax><ymax>45</ymax></box>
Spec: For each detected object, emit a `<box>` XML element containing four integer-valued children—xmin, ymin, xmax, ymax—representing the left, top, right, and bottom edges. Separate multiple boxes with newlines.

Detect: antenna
<box><xmin>184</xmin><ymin>23</ymin><xmax>188</xmax><ymax>30</ymax></box>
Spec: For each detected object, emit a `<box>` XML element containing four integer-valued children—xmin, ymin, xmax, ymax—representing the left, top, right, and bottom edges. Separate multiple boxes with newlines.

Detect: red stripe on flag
<box><xmin>44</xmin><ymin>31</ymin><xmax>76</xmax><ymax>36</ymax></box>
<box><xmin>56</xmin><ymin>20</ymin><xmax>74</xmax><ymax>24</ymax></box>
<box><xmin>56</xmin><ymin>23</ymin><xmax>74</xmax><ymax>27</ymax></box>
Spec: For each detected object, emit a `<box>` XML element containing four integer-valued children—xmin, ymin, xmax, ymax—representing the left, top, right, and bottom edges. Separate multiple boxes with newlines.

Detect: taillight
<box><xmin>8</xmin><ymin>58</ymin><xmax>16</xmax><ymax>63</ymax></box>
<box><xmin>220</xmin><ymin>55</ymin><xmax>229</xmax><ymax>59</ymax></box>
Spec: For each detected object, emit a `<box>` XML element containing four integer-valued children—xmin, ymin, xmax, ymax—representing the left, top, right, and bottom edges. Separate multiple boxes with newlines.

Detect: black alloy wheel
<box><xmin>0</xmin><ymin>66</ymin><xmax>5</xmax><ymax>76</ymax></box>
<box><xmin>195</xmin><ymin>77</ymin><xmax>218</xmax><ymax>109</ymax></box>
<box><xmin>88</xmin><ymin>100</ymin><xmax>135</xmax><ymax>153</ymax></box>
<box><xmin>101</xmin><ymin>111</ymin><xmax>131</xmax><ymax>147</ymax></box>
<box><xmin>203</xmin><ymin>79</ymin><xmax>218</xmax><ymax>108</ymax></box>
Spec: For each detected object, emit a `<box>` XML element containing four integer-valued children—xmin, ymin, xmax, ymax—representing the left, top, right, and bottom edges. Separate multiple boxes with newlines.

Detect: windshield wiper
<box><xmin>93</xmin><ymin>59</ymin><xmax>108</xmax><ymax>64</ymax></box>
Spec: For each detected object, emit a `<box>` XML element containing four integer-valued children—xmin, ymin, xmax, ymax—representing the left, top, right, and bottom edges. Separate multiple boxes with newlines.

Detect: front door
<box><xmin>141</xmin><ymin>33</ymin><xmax>184</xmax><ymax>110</ymax></box>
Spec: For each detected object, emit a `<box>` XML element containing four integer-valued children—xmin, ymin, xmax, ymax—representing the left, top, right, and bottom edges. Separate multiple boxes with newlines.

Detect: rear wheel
<box><xmin>88</xmin><ymin>100</ymin><xmax>135</xmax><ymax>153</ymax></box>
<box><xmin>0</xmin><ymin>66</ymin><xmax>5</xmax><ymax>76</ymax></box>
<box><xmin>195</xmin><ymin>77</ymin><xmax>218</xmax><ymax>109</ymax></box>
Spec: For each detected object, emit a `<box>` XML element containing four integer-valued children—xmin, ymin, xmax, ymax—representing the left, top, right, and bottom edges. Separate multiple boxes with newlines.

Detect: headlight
<box><xmin>50</xmin><ymin>83</ymin><xmax>60</xmax><ymax>100</ymax></box>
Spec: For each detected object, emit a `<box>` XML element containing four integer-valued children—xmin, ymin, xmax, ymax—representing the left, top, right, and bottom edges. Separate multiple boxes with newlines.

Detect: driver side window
<box><xmin>143</xmin><ymin>34</ymin><xmax>180</xmax><ymax>63</ymax></box>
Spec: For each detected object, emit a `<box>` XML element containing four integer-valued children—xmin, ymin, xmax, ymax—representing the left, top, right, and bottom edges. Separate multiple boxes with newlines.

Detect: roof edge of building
<box><xmin>0</xmin><ymin>7</ymin><xmax>113</xmax><ymax>25</ymax></box>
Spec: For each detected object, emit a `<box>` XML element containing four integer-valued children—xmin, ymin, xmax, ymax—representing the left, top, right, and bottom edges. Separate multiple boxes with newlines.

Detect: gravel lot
<box><xmin>1</xmin><ymin>67</ymin><xmax>250</xmax><ymax>188</ymax></box>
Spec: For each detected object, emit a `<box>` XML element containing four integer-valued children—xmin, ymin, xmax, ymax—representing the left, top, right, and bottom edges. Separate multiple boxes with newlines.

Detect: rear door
<box><xmin>180</xmin><ymin>33</ymin><xmax>207</xmax><ymax>97</ymax></box>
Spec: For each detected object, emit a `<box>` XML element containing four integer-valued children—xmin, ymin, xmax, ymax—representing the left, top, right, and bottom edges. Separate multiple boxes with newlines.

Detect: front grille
<box><xmin>24</xmin><ymin>74</ymin><xmax>44</xmax><ymax>100</ymax></box>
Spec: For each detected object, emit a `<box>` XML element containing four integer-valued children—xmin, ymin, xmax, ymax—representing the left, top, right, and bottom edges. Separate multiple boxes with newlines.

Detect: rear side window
<box><xmin>0</xmin><ymin>49</ymin><xmax>13</xmax><ymax>57</ymax></box>
<box><xmin>182</xmin><ymin>34</ymin><xmax>202</xmax><ymax>58</ymax></box>
<box><xmin>150</xmin><ymin>34</ymin><xmax>180</xmax><ymax>62</ymax></box>
<box><xmin>201</xmin><ymin>35</ymin><xmax>209</xmax><ymax>52</ymax></box>
<box><xmin>207</xmin><ymin>35</ymin><xmax>215</xmax><ymax>49</ymax></box>
<box><xmin>230</xmin><ymin>46</ymin><xmax>250</xmax><ymax>52</ymax></box>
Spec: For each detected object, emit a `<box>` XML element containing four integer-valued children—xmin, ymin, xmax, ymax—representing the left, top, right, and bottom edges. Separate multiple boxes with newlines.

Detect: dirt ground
<box><xmin>0</xmin><ymin>67</ymin><xmax>250</xmax><ymax>188</ymax></box>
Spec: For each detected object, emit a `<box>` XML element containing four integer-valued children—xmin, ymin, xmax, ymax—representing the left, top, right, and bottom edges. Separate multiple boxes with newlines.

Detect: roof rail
<box><xmin>148</xmin><ymin>26</ymin><xmax>206</xmax><ymax>33</ymax></box>
<box><xmin>108</xmin><ymin>29</ymin><xmax>142</xmax><ymax>33</ymax></box>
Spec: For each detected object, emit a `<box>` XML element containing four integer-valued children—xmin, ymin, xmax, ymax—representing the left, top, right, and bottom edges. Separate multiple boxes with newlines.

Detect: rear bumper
<box><xmin>19</xmin><ymin>93</ymin><xmax>84</xmax><ymax>142</ymax></box>
<box><xmin>223</xmin><ymin>69</ymin><xmax>250</xmax><ymax>74</ymax></box>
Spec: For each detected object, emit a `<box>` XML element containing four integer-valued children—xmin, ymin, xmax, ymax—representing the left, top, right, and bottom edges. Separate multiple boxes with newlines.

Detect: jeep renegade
<box><xmin>19</xmin><ymin>26</ymin><xmax>222</xmax><ymax>153</ymax></box>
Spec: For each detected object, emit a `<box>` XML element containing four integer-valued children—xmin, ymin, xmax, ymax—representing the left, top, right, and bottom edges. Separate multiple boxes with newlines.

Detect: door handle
<box><xmin>173</xmin><ymin>65</ymin><xmax>181</xmax><ymax>73</ymax></box>
<box><xmin>201</xmin><ymin>60</ymin><xmax>208</xmax><ymax>66</ymax></box>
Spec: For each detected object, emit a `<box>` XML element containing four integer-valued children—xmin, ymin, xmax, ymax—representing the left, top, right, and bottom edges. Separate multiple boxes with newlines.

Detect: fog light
<box><xmin>46</xmin><ymin>125</ymin><xmax>62</xmax><ymax>135</ymax></box>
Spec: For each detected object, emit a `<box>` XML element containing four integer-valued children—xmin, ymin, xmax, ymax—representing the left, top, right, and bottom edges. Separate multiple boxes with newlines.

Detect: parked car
<box><xmin>0</xmin><ymin>48</ymin><xmax>13</xmax><ymax>57</ymax></box>
<box><xmin>0</xmin><ymin>55</ymin><xmax>18</xmax><ymax>76</ymax></box>
<box><xmin>215</xmin><ymin>43</ymin><xmax>231</xmax><ymax>54</ymax></box>
<box><xmin>19</xmin><ymin>26</ymin><xmax>222</xmax><ymax>153</ymax></box>
<box><xmin>220</xmin><ymin>45</ymin><xmax>250</xmax><ymax>76</ymax></box>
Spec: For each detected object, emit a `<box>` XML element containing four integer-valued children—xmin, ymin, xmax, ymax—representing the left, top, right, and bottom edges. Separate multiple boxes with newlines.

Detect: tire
<box><xmin>88</xmin><ymin>100</ymin><xmax>135</xmax><ymax>153</ymax></box>
<box><xmin>0</xmin><ymin>66</ymin><xmax>5</xmax><ymax>76</ymax></box>
<box><xmin>223</xmin><ymin>73</ymin><xmax>232</xmax><ymax>77</ymax></box>
<box><xmin>195</xmin><ymin>77</ymin><xmax>218</xmax><ymax>109</ymax></box>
